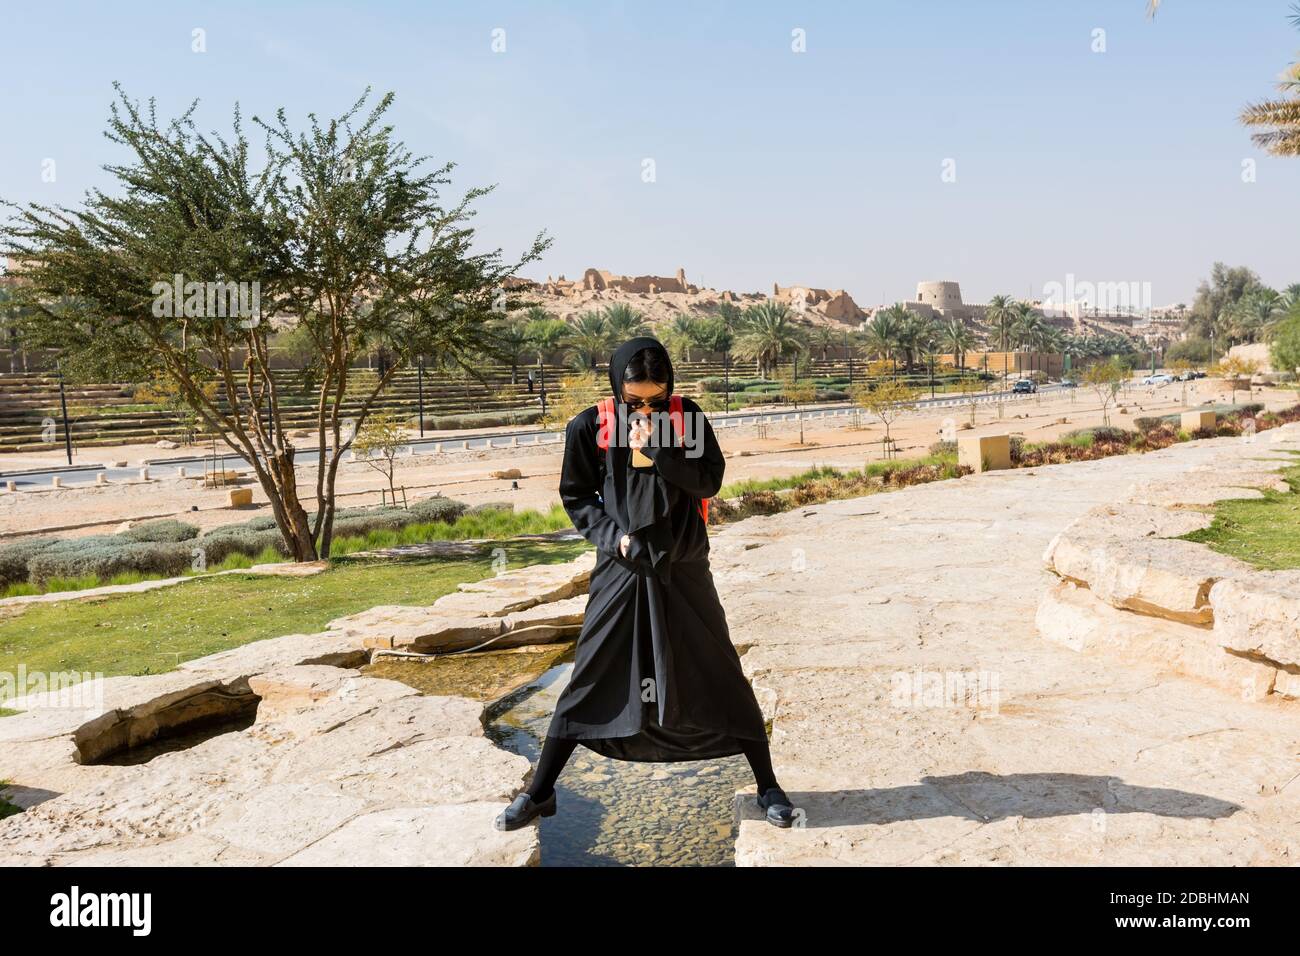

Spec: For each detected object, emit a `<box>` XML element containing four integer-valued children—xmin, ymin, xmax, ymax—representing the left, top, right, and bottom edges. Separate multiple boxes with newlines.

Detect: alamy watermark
<box><xmin>1</xmin><ymin>665</ymin><xmax>106</xmax><ymax>713</ymax></box>
<box><xmin>151</xmin><ymin>273</ymin><xmax>261</xmax><ymax>328</ymax></box>
<box><xmin>891</xmin><ymin>668</ymin><xmax>1001</xmax><ymax>715</ymax></box>
<box><xmin>1041</xmin><ymin>273</ymin><xmax>1152</xmax><ymax>315</ymax></box>
<box><xmin>597</xmin><ymin>403</ymin><xmax>706</xmax><ymax>458</ymax></box>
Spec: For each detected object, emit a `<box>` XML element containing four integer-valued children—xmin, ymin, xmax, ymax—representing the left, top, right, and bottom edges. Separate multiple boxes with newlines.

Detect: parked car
<box><xmin>1012</xmin><ymin>379</ymin><xmax>1037</xmax><ymax>394</ymax></box>
<box><xmin>1140</xmin><ymin>373</ymin><xmax>1175</xmax><ymax>385</ymax></box>
<box><xmin>1057</xmin><ymin>378</ymin><xmax>1077</xmax><ymax>388</ymax></box>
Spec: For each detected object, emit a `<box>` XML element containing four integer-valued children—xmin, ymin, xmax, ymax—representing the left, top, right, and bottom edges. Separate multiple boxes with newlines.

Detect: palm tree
<box><xmin>941</xmin><ymin>317</ymin><xmax>975</xmax><ymax>372</ymax></box>
<box><xmin>864</xmin><ymin>306</ymin><xmax>904</xmax><ymax>375</ymax></box>
<box><xmin>1234</xmin><ymin>288</ymin><xmax>1286</xmax><ymax>343</ymax></box>
<box><xmin>566</xmin><ymin>311</ymin><xmax>611</xmax><ymax>369</ymax></box>
<box><xmin>524</xmin><ymin>316</ymin><xmax>571</xmax><ymax>365</ymax></box>
<box><xmin>809</xmin><ymin>326</ymin><xmax>838</xmax><ymax>362</ymax></box>
<box><xmin>735</xmin><ymin>301</ymin><xmax>802</xmax><ymax>377</ymax></box>
<box><xmin>602</xmin><ymin>303</ymin><xmax>651</xmax><ymax>339</ymax></box>
<box><xmin>487</xmin><ymin>316</ymin><xmax>532</xmax><ymax>384</ymax></box>
<box><xmin>894</xmin><ymin>310</ymin><xmax>934</xmax><ymax>373</ymax></box>
<box><xmin>1011</xmin><ymin>302</ymin><xmax>1046</xmax><ymax>374</ymax></box>
<box><xmin>663</xmin><ymin>314</ymin><xmax>710</xmax><ymax>363</ymax></box>
<box><xmin>985</xmin><ymin>294</ymin><xmax>1017</xmax><ymax>355</ymax></box>
<box><xmin>693</xmin><ymin>314</ymin><xmax>733</xmax><ymax>355</ymax></box>
<box><xmin>1240</xmin><ymin>4</ymin><xmax>1300</xmax><ymax>157</ymax></box>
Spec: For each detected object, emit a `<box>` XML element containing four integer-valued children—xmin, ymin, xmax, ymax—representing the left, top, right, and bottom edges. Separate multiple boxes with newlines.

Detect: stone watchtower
<box><xmin>916</xmin><ymin>280</ymin><xmax>963</xmax><ymax>313</ymax></box>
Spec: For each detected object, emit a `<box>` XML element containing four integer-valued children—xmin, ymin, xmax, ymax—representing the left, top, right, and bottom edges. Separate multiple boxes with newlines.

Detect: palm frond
<box><xmin>1240</xmin><ymin>97</ymin><xmax>1300</xmax><ymax>126</ymax></box>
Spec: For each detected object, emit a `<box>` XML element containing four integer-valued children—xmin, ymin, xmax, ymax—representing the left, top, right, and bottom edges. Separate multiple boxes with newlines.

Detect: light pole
<box><xmin>417</xmin><ymin>356</ymin><xmax>425</xmax><ymax>437</ymax></box>
<box><xmin>56</xmin><ymin>358</ymin><xmax>73</xmax><ymax>465</ymax></box>
<box><xmin>537</xmin><ymin>355</ymin><xmax>547</xmax><ymax>420</ymax></box>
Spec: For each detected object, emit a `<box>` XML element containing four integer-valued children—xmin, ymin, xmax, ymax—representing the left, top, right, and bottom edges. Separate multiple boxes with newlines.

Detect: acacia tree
<box><xmin>351</xmin><ymin>409</ymin><xmax>406</xmax><ymax>505</ymax></box>
<box><xmin>863</xmin><ymin>379</ymin><xmax>919</xmax><ymax>460</ymax></box>
<box><xmin>1</xmin><ymin>86</ymin><xmax>548</xmax><ymax>559</ymax></box>
<box><xmin>777</xmin><ymin>369</ymin><xmax>816</xmax><ymax>444</ymax></box>
<box><xmin>1083</xmin><ymin>359</ymin><xmax>1126</xmax><ymax>426</ymax></box>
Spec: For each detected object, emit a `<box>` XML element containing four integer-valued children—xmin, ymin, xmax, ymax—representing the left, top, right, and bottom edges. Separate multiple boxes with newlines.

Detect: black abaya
<box><xmin>544</xmin><ymin>339</ymin><xmax>769</xmax><ymax>762</ymax></box>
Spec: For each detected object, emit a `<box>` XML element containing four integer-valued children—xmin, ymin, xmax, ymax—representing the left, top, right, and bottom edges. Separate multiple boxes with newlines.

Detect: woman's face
<box><xmin>621</xmin><ymin>378</ymin><xmax>669</xmax><ymax>411</ymax></box>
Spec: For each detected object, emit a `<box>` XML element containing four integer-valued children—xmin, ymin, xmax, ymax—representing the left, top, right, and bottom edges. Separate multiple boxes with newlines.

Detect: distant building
<box><xmin>867</xmin><ymin>280</ymin><xmax>989</xmax><ymax>325</ymax></box>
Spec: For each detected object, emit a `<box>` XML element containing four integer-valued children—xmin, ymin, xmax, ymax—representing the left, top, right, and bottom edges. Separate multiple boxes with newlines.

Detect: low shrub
<box><xmin>119</xmin><ymin>518</ymin><xmax>200</xmax><ymax>543</ymax></box>
<box><xmin>0</xmin><ymin>538</ymin><xmax>60</xmax><ymax>589</ymax></box>
<box><xmin>407</xmin><ymin>495</ymin><xmax>469</xmax><ymax>523</ymax></box>
<box><xmin>878</xmin><ymin>461</ymin><xmax>970</xmax><ymax>487</ymax></box>
<box><xmin>196</xmin><ymin>528</ymin><xmax>287</xmax><ymax>566</ymax></box>
<box><xmin>696</xmin><ymin>377</ymin><xmax>768</xmax><ymax>393</ymax></box>
<box><xmin>414</xmin><ymin>410</ymin><xmax>544</xmax><ymax>430</ymax></box>
<box><xmin>1059</xmin><ymin>425</ymin><xmax>1133</xmax><ymax>446</ymax></box>
<box><xmin>27</xmin><ymin>539</ymin><xmax>194</xmax><ymax>587</ymax></box>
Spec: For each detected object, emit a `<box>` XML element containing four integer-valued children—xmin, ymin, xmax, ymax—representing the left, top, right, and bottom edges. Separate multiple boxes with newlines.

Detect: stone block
<box><xmin>957</xmin><ymin>433</ymin><xmax>1011</xmax><ymax>473</ymax></box>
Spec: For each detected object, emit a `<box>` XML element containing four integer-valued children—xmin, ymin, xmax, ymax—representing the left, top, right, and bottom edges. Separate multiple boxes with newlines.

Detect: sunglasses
<box><xmin>622</xmin><ymin>394</ymin><xmax>670</xmax><ymax>411</ymax></box>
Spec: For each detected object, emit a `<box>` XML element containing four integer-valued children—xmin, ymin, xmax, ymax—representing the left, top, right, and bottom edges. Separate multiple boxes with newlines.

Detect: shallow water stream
<box><xmin>366</xmin><ymin>645</ymin><xmax>753</xmax><ymax>866</ymax></box>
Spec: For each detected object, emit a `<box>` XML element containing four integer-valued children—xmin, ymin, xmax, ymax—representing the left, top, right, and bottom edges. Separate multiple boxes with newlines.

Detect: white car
<box><xmin>1140</xmin><ymin>373</ymin><xmax>1175</xmax><ymax>385</ymax></box>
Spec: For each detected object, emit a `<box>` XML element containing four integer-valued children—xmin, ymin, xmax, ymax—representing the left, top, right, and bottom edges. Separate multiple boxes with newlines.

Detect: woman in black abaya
<box><xmin>495</xmin><ymin>336</ymin><xmax>795</xmax><ymax>831</ymax></box>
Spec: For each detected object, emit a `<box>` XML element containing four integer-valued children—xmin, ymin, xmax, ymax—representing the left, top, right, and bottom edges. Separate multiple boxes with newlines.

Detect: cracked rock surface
<box><xmin>717</xmin><ymin>425</ymin><xmax>1300</xmax><ymax>865</ymax></box>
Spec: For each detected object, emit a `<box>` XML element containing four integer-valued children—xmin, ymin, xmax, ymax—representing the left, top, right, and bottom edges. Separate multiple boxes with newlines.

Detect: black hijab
<box><xmin>605</xmin><ymin>336</ymin><xmax>680</xmax><ymax>576</ymax></box>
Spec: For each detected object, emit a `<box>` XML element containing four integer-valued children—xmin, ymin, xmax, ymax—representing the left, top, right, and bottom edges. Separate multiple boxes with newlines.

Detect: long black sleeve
<box><xmin>559</xmin><ymin>407</ymin><xmax>629</xmax><ymax>557</ymax></box>
<box><xmin>640</xmin><ymin>397</ymin><xmax>725</xmax><ymax>498</ymax></box>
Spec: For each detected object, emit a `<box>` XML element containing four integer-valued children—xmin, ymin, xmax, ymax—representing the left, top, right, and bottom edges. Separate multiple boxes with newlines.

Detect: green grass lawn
<box><xmin>0</xmin><ymin>539</ymin><xmax>586</xmax><ymax>685</ymax></box>
<box><xmin>0</xmin><ymin>784</ymin><xmax>20</xmax><ymax>819</ymax></box>
<box><xmin>1</xmin><ymin>503</ymin><xmax>577</xmax><ymax>599</ymax></box>
<box><xmin>1180</xmin><ymin>455</ymin><xmax>1300</xmax><ymax>569</ymax></box>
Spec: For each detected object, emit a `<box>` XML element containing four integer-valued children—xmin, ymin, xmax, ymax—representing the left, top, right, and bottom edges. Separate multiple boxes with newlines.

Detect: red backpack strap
<box><xmin>595</xmin><ymin>397</ymin><xmax>615</xmax><ymax>450</ymax></box>
<box><xmin>667</xmin><ymin>393</ymin><xmax>685</xmax><ymax>442</ymax></box>
<box><xmin>667</xmin><ymin>395</ymin><xmax>710</xmax><ymax>527</ymax></box>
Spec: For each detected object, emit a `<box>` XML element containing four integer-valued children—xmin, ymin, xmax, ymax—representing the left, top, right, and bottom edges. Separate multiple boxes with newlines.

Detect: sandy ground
<box><xmin>1</xmin><ymin>379</ymin><xmax>1293</xmax><ymax>539</ymax></box>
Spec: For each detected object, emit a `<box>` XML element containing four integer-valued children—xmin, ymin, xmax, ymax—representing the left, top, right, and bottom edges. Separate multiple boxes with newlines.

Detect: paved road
<box><xmin>1</xmin><ymin>386</ymin><xmax>1066</xmax><ymax>489</ymax></box>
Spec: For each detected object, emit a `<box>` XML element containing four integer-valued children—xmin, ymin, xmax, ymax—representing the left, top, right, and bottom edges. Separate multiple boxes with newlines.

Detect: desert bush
<box><xmin>878</xmin><ymin>462</ymin><xmax>970</xmax><ymax>488</ymax></box>
<box><xmin>407</xmin><ymin>495</ymin><xmax>469</xmax><ymax>523</ymax></box>
<box><xmin>696</xmin><ymin>377</ymin><xmax>767</xmax><ymax>393</ymax></box>
<box><xmin>196</xmin><ymin>528</ymin><xmax>287</xmax><ymax>565</ymax></box>
<box><xmin>1130</xmin><ymin>424</ymin><xmax>1181</xmax><ymax>451</ymax></box>
<box><xmin>730</xmin><ymin>490</ymin><xmax>786</xmax><ymax>518</ymax></box>
<box><xmin>415</xmin><ymin>410</ymin><xmax>544</xmax><ymax>430</ymax></box>
<box><xmin>329</xmin><ymin>506</ymin><xmax>412</xmax><ymax>539</ymax></box>
<box><xmin>0</xmin><ymin>538</ymin><xmax>60</xmax><ymax>588</ymax></box>
<box><xmin>119</xmin><ymin>518</ymin><xmax>200</xmax><ymax>543</ymax></box>
<box><xmin>1059</xmin><ymin>426</ymin><xmax>1133</xmax><ymax>446</ymax></box>
<box><xmin>929</xmin><ymin>440</ymin><xmax>958</xmax><ymax>456</ymax></box>
<box><xmin>27</xmin><ymin>539</ymin><xmax>194</xmax><ymax>587</ymax></box>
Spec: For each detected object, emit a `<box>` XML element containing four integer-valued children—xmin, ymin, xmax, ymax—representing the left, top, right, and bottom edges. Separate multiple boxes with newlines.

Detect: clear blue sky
<box><xmin>3</xmin><ymin>0</ymin><xmax>1297</xmax><ymax>307</ymax></box>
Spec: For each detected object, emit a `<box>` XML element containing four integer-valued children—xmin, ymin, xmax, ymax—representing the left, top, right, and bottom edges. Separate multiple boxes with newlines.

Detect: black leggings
<box><xmin>525</xmin><ymin>732</ymin><xmax>781</xmax><ymax>802</ymax></box>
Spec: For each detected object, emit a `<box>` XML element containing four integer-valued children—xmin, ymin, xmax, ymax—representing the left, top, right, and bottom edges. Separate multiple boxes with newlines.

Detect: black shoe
<box><xmin>756</xmin><ymin>786</ymin><xmax>795</xmax><ymax>828</ymax></box>
<box><xmin>494</xmin><ymin>789</ymin><xmax>557</xmax><ymax>831</ymax></box>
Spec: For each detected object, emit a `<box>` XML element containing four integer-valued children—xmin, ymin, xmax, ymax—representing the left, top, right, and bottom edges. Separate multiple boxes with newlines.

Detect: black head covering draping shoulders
<box><xmin>604</xmin><ymin>336</ymin><xmax>682</xmax><ymax>577</ymax></box>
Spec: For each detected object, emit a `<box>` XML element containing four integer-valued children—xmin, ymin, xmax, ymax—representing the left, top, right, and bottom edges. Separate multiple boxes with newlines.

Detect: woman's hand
<box><xmin>619</xmin><ymin>533</ymin><xmax>632</xmax><ymax>557</ymax></box>
<box><xmin>628</xmin><ymin>415</ymin><xmax>652</xmax><ymax>452</ymax></box>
